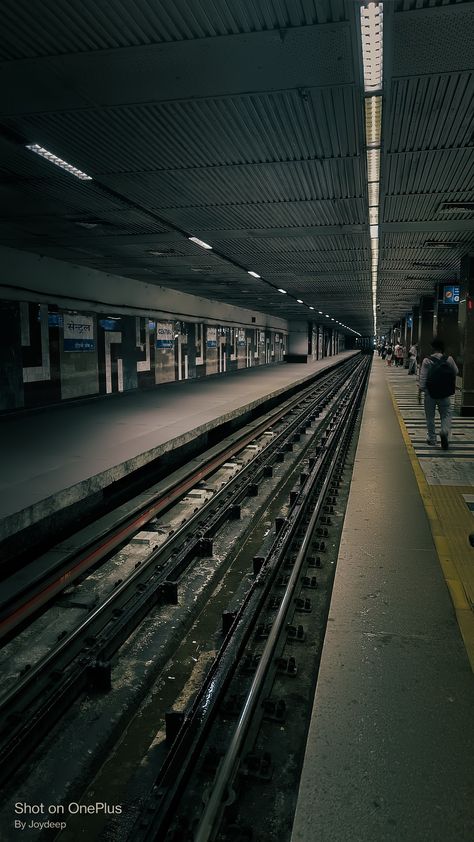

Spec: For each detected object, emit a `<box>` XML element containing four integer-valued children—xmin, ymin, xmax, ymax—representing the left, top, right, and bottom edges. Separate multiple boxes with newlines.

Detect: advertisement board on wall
<box><xmin>237</xmin><ymin>328</ymin><xmax>246</xmax><ymax>347</ymax></box>
<box><xmin>64</xmin><ymin>314</ymin><xmax>95</xmax><ymax>352</ymax></box>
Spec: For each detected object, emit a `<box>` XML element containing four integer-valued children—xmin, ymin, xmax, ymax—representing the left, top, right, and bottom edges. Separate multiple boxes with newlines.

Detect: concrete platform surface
<box><xmin>0</xmin><ymin>352</ymin><xmax>355</xmax><ymax>540</ymax></box>
<box><xmin>291</xmin><ymin>357</ymin><xmax>474</xmax><ymax>842</ymax></box>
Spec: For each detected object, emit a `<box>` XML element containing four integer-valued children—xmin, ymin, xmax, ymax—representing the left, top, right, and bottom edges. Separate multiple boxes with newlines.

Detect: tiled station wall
<box><xmin>0</xmin><ymin>298</ymin><xmax>289</xmax><ymax>413</ymax></box>
<box><xmin>310</xmin><ymin>325</ymin><xmax>345</xmax><ymax>360</ymax></box>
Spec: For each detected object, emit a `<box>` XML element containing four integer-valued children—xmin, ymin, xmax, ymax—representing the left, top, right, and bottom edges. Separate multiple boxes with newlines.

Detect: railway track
<box><xmin>0</xmin><ymin>354</ymin><xmax>370</xmax><ymax>840</ymax></box>
<box><xmin>132</xmin><ymin>355</ymin><xmax>370</xmax><ymax>842</ymax></box>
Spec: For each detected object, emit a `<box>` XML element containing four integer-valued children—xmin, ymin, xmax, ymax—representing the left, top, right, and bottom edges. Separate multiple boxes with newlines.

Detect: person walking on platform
<box><xmin>418</xmin><ymin>337</ymin><xmax>458</xmax><ymax>449</ymax></box>
<box><xmin>394</xmin><ymin>343</ymin><xmax>404</xmax><ymax>367</ymax></box>
<box><xmin>386</xmin><ymin>345</ymin><xmax>393</xmax><ymax>366</ymax></box>
<box><xmin>408</xmin><ymin>342</ymin><xmax>418</xmax><ymax>375</ymax></box>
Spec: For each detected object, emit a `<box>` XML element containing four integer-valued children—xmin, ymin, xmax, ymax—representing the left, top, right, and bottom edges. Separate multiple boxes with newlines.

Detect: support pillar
<box><xmin>285</xmin><ymin>320</ymin><xmax>309</xmax><ymax>363</ymax></box>
<box><xmin>418</xmin><ymin>296</ymin><xmax>435</xmax><ymax>362</ymax></box>
<box><xmin>458</xmin><ymin>255</ymin><xmax>474</xmax><ymax>416</ymax></box>
<box><xmin>412</xmin><ymin>305</ymin><xmax>420</xmax><ymax>346</ymax></box>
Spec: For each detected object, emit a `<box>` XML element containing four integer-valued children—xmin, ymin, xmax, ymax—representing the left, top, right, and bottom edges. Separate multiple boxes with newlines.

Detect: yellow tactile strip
<box><xmin>388</xmin><ymin>383</ymin><xmax>474</xmax><ymax>672</ymax></box>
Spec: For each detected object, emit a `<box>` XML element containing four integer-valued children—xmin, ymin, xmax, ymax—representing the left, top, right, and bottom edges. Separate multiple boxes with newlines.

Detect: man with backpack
<box><xmin>418</xmin><ymin>337</ymin><xmax>458</xmax><ymax>450</ymax></box>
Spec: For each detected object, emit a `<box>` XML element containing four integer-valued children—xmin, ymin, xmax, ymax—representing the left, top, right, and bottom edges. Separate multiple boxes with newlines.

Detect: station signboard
<box><xmin>64</xmin><ymin>314</ymin><xmax>95</xmax><ymax>351</ymax></box>
<box><xmin>156</xmin><ymin>323</ymin><xmax>174</xmax><ymax>349</ymax></box>
<box><xmin>206</xmin><ymin>326</ymin><xmax>217</xmax><ymax>348</ymax></box>
<box><xmin>443</xmin><ymin>285</ymin><xmax>460</xmax><ymax>304</ymax></box>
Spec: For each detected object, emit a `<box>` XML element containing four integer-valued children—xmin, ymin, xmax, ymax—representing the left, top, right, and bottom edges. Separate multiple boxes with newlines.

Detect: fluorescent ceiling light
<box><xmin>248</xmin><ymin>271</ymin><xmax>261</xmax><ymax>278</ymax></box>
<box><xmin>278</xmin><ymin>288</ymin><xmax>287</xmax><ymax>294</ymax></box>
<box><xmin>370</xmin><ymin>224</ymin><xmax>379</xmax><ymax>239</ymax></box>
<box><xmin>369</xmin><ymin>207</ymin><xmax>379</xmax><ymax>225</ymax></box>
<box><xmin>26</xmin><ymin>143</ymin><xmax>92</xmax><ymax>180</ymax></box>
<box><xmin>367</xmin><ymin>149</ymin><xmax>380</xmax><ymax>181</ymax></box>
<box><xmin>297</xmin><ymin>299</ymin><xmax>303</xmax><ymax>304</ymax></box>
<box><xmin>309</xmin><ymin>306</ymin><xmax>315</xmax><ymax>310</ymax></box>
<box><xmin>189</xmin><ymin>236</ymin><xmax>212</xmax><ymax>249</ymax></box>
<box><xmin>365</xmin><ymin>95</ymin><xmax>382</xmax><ymax>147</ymax></box>
<box><xmin>318</xmin><ymin>310</ymin><xmax>323</xmax><ymax>314</ymax></box>
<box><xmin>360</xmin><ymin>3</ymin><xmax>384</xmax><ymax>93</ymax></box>
<box><xmin>368</xmin><ymin>182</ymin><xmax>379</xmax><ymax>207</ymax></box>
<box><xmin>325</xmin><ymin>314</ymin><xmax>330</xmax><ymax>318</ymax></box>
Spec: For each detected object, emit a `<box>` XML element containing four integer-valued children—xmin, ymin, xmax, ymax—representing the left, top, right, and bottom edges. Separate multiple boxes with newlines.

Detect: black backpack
<box><xmin>426</xmin><ymin>355</ymin><xmax>456</xmax><ymax>399</ymax></box>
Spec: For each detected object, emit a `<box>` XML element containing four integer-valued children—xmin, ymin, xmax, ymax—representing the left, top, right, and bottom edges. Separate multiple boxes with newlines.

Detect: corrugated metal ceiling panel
<box><xmin>0</xmin><ymin>0</ymin><xmax>347</xmax><ymax>60</ymax></box>
<box><xmin>381</xmin><ymin>230</ymin><xmax>474</xmax><ymax>248</ymax></box>
<box><xmin>383</xmin><ymin>148</ymin><xmax>474</xmax><ymax>194</ymax></box>
<box><xmin>395</xmin><ymin>0</ymin><xmax>472</xmax><ymax>10</ymax></box>
<box><xmin>160</xmin><ymin>198</ymin><xmax>367</xmax><ymax>231</ymax></box>
<box><xmin>383</xmin><ymin>191</ymin><xmax>474</xmax><ymax>222</ymax></box>
<box><xmin>213</xmin><ymin>234</ymin><xmax>368</xmax><ymax>254</ymax></box>
<box><xmin>386</xmin><ymin>73</ymin><xmax>473</xmax><ymax>153</ymax></box>
<box><xmin>100</xmin><ymin>158</ymin><xmax>365</xmax><ymax>210</ymax></box>
<box><xmin>7</xmin><ymin>87</ymin><xmax>361</xmax><ymax>175</ymax></box>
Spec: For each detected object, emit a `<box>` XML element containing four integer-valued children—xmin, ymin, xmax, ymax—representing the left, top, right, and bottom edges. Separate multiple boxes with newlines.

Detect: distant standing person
<box><xmin>418</xmin><ymin>337</ymin><xmax>458</xmax><ymax>449</ymax></box>
<box><xmin>386</xmin><ymin>345</ymin><xmax>393</xmax><ymax>366</ymax></box>
<box><xmin>394</xmin><ymin>343</ymin><xmax>404</xmax><ymax>367</ymax></box>
<box><xmin>408</xmin><ymin>342</ymin><xmax>418</xmax><ymax>375</ymax></box>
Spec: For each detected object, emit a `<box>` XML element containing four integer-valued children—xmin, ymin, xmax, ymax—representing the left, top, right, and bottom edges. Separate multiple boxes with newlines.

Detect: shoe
<box><xmin>440</xmin><ymin>434</ymin><xmax>449</xmax><ymax>450</ymax></box>
<box><xmin>426</xmin><ymin>439</ymin><xmax>437</xmax><ymax>447</ymax></box>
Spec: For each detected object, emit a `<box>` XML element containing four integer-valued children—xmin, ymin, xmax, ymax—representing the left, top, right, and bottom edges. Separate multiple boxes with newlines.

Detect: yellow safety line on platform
<box><xmin>388</xmin><ymin>383</ymin><xmax>474</xmax><ymax>672</ymax></box>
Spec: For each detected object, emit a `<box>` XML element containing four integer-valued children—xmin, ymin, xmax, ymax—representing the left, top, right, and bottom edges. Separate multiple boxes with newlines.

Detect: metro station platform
<box><xmin>291</xmin><ymin>356</ymin><xmax>474</xmax><ymax>842</ymax></box>
<box><xmin>0</xmin><ymin>351</ymin><xmax>356</xmax><ymax>550</ymax></box>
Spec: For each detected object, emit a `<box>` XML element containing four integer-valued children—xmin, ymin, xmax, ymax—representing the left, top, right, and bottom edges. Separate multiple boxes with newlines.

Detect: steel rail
<box><xmin>193</xmin><ymin>359</ymin><xmax>369</xmax><ymax>842</ymax></box>
<box><xmin>133</xmin><ymin>358</ymin><xmax>370</xmax><ymax>841</ymax></box>
<box><xmin>0</xmin><ymin>360</ymin><xmax>360</xmax><ymax>787</ymax></box>
<box><xmin>0</xmin><ymin>362</ymin><xmax>346</xmax><ymax>710</ymax></box>
<box><xmin>0</xmin><ymin>357</ymin><xmax>357</xmax><ymax>641</ymax></box>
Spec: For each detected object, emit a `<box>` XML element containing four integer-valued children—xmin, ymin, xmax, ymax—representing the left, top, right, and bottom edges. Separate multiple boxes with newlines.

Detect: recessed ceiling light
<box><xmin>248</xmin><ymin>271</ymin><xmax>261</xmax><ymax>278</ymax></box>
<box><xmin>297</xmin><ymin>299</ymin><xmax>303</xmax><ymax>304</ymax></box>
<box><xmin>26</xmin><ymin>143</ymin><xmax>92</xmax><ymax>180</ymax></box>
<box><xmin>278</xmin><ymin>288</ymin><xmax>287</xmax><ymax>294</ymax></box>
<box><xmin>26</xmin><ymin>143</ymin><xmax>92</xmax><ymax>181</ymax></box>
<box><xmin>309</xmin><ymin>306</ymin><xmax>315</xmax><ymax>310</ymax></box>
<box><xmin>188</xmin><ymin>236</ymin><xmax>212</xmax><ymax>249</ymax></box>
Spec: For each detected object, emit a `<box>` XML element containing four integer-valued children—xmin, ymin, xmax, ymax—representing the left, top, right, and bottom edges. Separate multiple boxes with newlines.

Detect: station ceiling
<box><xmin>0</xmin><ymin>0</ymin><xmax>472</xmax><ymax>336</ymax></box>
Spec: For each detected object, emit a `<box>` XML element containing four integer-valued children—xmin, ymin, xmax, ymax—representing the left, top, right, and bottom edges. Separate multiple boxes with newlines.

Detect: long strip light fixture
<box><xmin>360</xmin><ymin>1</ymin><xmax>383</xmax><ymax>338</ymax></box>
<box><xmin>26</xmin><ymin>144</ymin><xmax>93</xmax><ymax>180</ymax></box>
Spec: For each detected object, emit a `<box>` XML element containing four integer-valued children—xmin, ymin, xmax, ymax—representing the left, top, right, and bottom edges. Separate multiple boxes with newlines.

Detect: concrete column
<box><xmin>285</xmin><ymin>320</ymin><xmax>309</xmax><ymax>362</ymax></box>
<box><xmin>405</xmin><ymin>313</ymin><xmax>413</xmax><ymax>349</ymax></box>
<box><xmin>458</xmin><ymin>254</ymin><xmax>474</xmax><ymax>415</ymax></box>
<box><xmin>401</xmin><ymin>317</ymin><xmax>407</xmax><ymax>349</ymax></box>
<box><xmin>412</xmin><ymin>305</ymin><xmax>420</xmax><ymax>345</ymax></box>
<box><xmin>418</xmin><ymin>295</ymin><xmax>435</xmax><ymax>362</ymax></box>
